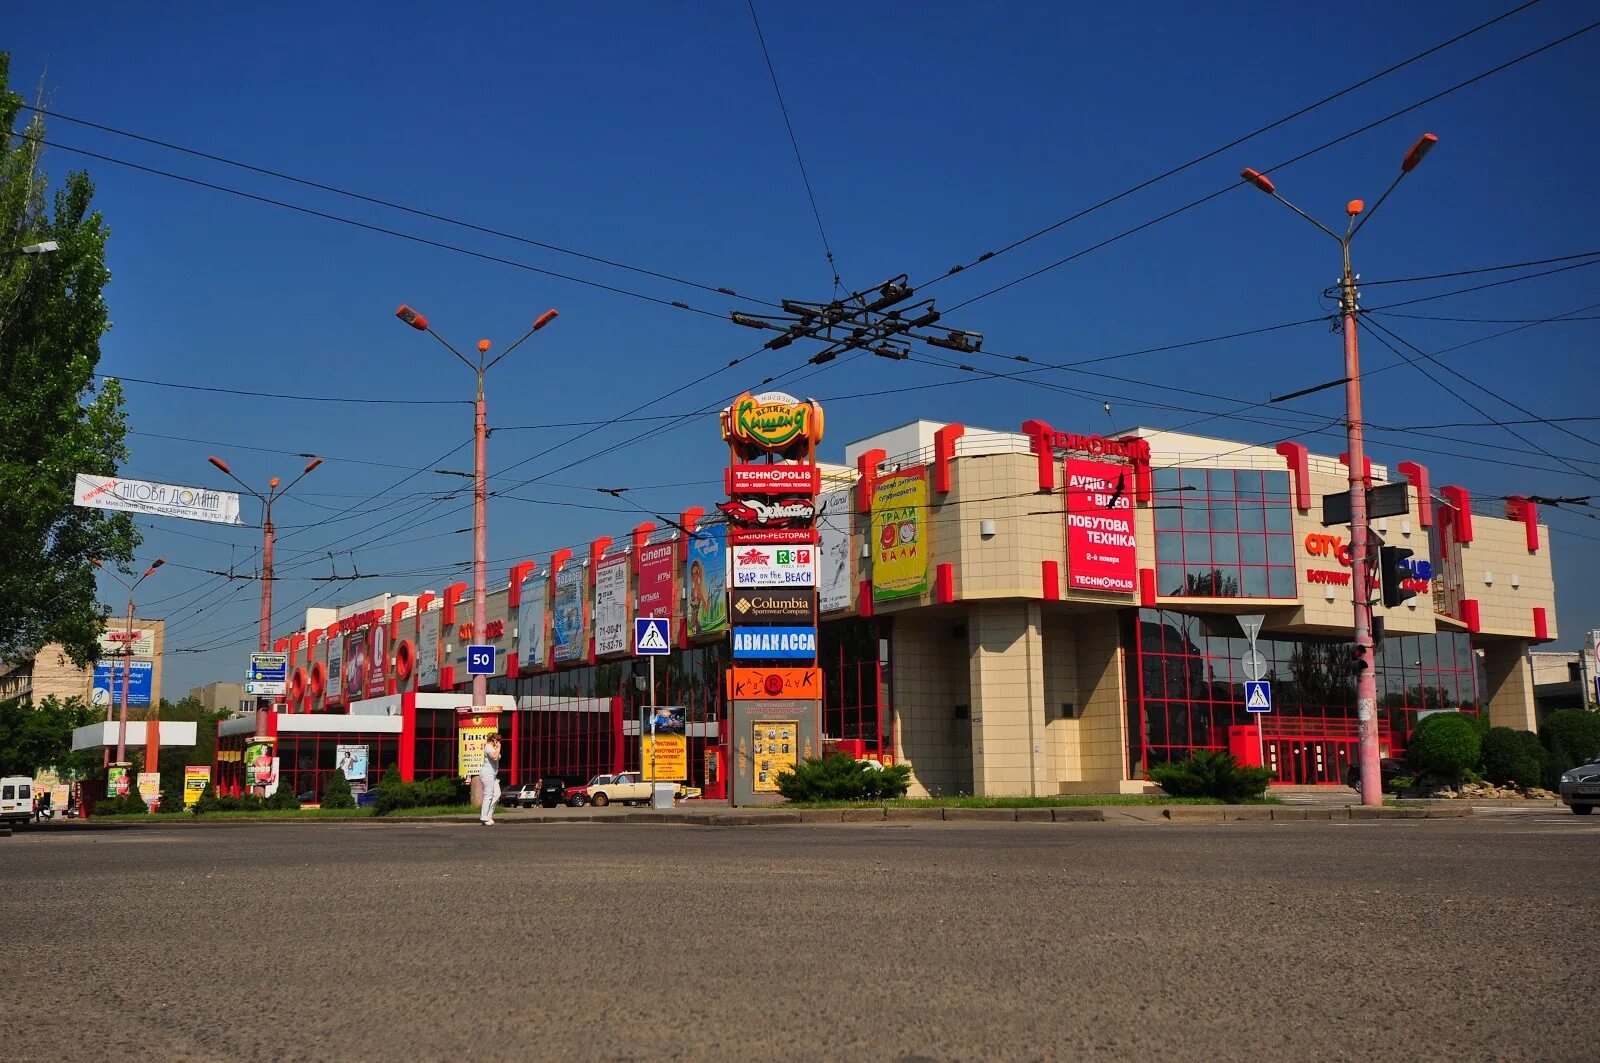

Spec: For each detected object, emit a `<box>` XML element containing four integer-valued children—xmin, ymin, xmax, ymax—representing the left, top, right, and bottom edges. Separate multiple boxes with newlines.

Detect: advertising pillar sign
<box><xmin>136</xmin><ymin>772</ymin><xmax>161</xmax><ymax>810</ymax></box>
<box><xmin>871</xmin><ymin>469</ymin><xmax>929</xmax><ymax>601</ymax></box>
<box><xmin>641</xmin><ymin>705</ymin><xmax>688</xmax><ymax>782</ymax></box>
<box><xmin>593</xmin><ymin>555</ymin><xmax>629</xmax><ymax>656</ymax></box>
<box><xmin>183</xmin><ymin>766</ymin><xmax>211</xmax><ymax>806</ymax></box>
<box><xmin>457</xmin><ymin>711</ymin><xmax>501</xmax><ymax>780</ymax></box>
<box><xmin>106</xmin><ymin>764</ymin><xmax>130</xmax><ymax>798</ymax></box>
<box><xmin>1063</xmin><ymin>457</ymin><xmax>1136</xmax><ymax>594</ymax></box>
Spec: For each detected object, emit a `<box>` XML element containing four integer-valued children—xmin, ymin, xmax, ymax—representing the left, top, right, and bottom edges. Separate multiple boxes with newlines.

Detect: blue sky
<box><xmin>8</xmin><ymin>0</ymin><xmax>1598</xmax><ymax>694</ymax></box>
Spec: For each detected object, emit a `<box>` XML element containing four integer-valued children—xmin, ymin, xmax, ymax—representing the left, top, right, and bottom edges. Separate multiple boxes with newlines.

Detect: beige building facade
<box><xmin>0</xmin><ymin>617</ymin><xmax>167</xmax><ymax>711</ymax></box>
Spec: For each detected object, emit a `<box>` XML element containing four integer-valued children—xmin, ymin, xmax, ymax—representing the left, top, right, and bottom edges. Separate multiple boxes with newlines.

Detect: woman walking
<box><xmin>479</xmin><ymin>735</ymin><xmax>502</xmax><ymax>826</ymax></box>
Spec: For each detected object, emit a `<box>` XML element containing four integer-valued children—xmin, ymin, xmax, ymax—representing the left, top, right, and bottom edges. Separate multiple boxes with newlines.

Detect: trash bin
<box><xmin>651</xmin><ymin>783</ymin><xmax>676</xmax><ymax>810</ymax></box>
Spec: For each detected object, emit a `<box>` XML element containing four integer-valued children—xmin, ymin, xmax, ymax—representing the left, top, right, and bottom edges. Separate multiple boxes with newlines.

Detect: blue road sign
<box><xmin>1244</xmin><ymin>680</ymin><xmax>1272</xmax><ymax>714</ymax></box>
<box><xmin>635</xmin><ymin>617</ymin><xmax>671</xmax><ymax>655</ymax></box>
<box><xmin>466</xmin><ymin>644</ymin><xmax>496</xmax><ymax>676</ymax></box>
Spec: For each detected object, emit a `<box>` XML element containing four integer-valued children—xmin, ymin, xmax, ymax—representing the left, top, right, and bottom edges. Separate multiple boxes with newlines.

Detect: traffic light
<box><xmin>1380</xmin><ymin>545</ymin><xmax>1416</xmax><ymax>608</ymax></box>
<box><xmin>1350</xmin><ymin>644</ymin><xmax>1370</xmax><ymax>676</ymax></box>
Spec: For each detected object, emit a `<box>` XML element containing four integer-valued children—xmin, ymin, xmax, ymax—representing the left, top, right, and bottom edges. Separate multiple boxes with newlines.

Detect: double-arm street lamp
<box><xmin>92</xmin><ymin>557</ymin><xmax>165</xmax><ymax>767</ymax></box>
<box><xmin>1240</xmin><ymin>132</ymin><xmax>1437</xmax><ymax>807</ymax></box>
<box><xmin>207</xmin><ymin>456</ymin><xmax>323</xmax><ymax>710</ymax></box>
<box><xmin>394</xmin><ymin>304</ymin><xmax>558</xmax><ymax>713</ymax></box>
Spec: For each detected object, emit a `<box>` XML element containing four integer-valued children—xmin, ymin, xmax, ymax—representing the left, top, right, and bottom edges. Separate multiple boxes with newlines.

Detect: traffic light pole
<box><xmin>1339</xmin><ymin>254</ymin><xmax>1383</xmax><ymax>808</ymax></box>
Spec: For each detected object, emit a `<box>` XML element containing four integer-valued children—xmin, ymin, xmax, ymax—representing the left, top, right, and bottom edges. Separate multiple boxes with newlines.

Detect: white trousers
<box><xmin>480</xmin><ymin>776</ymin><xmax>500</xmax><ymax>822</ymax></box>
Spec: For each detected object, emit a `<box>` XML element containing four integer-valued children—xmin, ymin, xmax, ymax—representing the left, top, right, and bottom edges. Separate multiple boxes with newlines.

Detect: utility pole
<box><xmin>395</xmin><ymin>304</ymin><xmax>559</xmax><ymax>715</ymax></box>
<box><xmin>1241</xmin><ymin>131</ymin><xmax>1437</xmax><ymax>807</ymax></box>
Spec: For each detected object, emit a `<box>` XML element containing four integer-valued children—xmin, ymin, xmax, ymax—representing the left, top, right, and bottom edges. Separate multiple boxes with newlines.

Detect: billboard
<box><xmin>731</xmin><ymin>588</ymin><xmax>815</xmax><ymax>624</ymax></box>
<box><xmin>364</xmin><ymin>624</ymin><xmax>388</xmax><ymax>699</ymax></box>
<box><xmin>593</xmin><ymin>556</ymin><xmax>629</xmax><ymax>657</ymax></box>
<box><xmin>92</xmin><ymin>659</ymin><xmax>152</xmax><ymax>707</ymax></box>
<box><xmin>1064</xmin><ymin>457</ymin><xmax>1136</xmax><ymax>594</ymax></box>
<box><xmin>731</xmin><ymin>544</ymin><xmax>815</xmax><ymax>588</ymax></box>
<box><xmin>336</xmin><ymin>744</ymin><xmax>370</xmax><ymax>781</ymax></box>
<box><xmin>551</xmin><ymin>563</ymin><xmax>587</xmax><ymax>664</ymax></box>
<box><xmin>326</xmin><ymin>636</ymin><xmax>345</xmax><ymax>704</ymax></box>
<box><xmin>817</xmin><ymin>487</ymin><xmax>854</xmax><ymax>612</ymax></box>
<box><xmin>416</xmin><ymin>608</ymin><xmax>441</xmax><ymax>688</ymax></box>
<box><xmin>517</xmin><ymin>572</ymin><xmax>547</xmax><ymax>673</ymax></box>
<box><xmin>871</xmin><ymin>468</ymin><xmax>928</xmax><ymax>601</ymax></box>
<box><xmin>686</xmin><ymin>524</ymin><xmax>729</xmax><ymax>638</ymax></box>
<box><xmin>98</xmin><ymin>627</ymin><xmax>156</xmax><ymax>657</ymax></box>
<box><xmin>74</xmin><ymin>473</ymin><xmax>242</xmax><ymax>525</ymax></box>
<box><xmin>731</xmin><ymin>626</ymin><xmax>817</xmax><ymax>659</ymax></box>
<box><xmin>183</xmin><ymin>766</ymin><xmax>210</xmax><ymax>806</ymax></box>
<box><xmin>343</xmin><ymin>631</ymin><xmax>368</xmax><ymax>705</ymax></box>
<box><xmin>636</xmin><ymin>540</ymin><xmax>676</xmax><ymax>620</ymax></box>
<box><xmin>457</xmin><ymin>713</ymin><xmax>500</xmax><ymax>780</ymax></box>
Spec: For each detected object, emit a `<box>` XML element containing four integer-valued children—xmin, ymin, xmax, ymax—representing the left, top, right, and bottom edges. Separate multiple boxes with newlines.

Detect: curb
<box><xmin>1161</xmin><ymin>804</ymin><xmax>1475</xmax><ymax>822</ymax></box>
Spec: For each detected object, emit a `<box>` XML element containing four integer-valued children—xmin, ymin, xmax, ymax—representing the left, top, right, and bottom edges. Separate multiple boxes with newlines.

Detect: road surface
<box><xmin>2</xmin><ymin>813</ymin><xmax>1591</xmax><ymax>1061</ymax></box>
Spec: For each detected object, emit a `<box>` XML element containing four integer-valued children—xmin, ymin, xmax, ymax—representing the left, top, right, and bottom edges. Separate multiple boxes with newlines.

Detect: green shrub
<box><xmin>95</xmin><ymin>790</ymin><xmax>151</xmax><ymax>816</ymax></box>
<box><xmin>321</xmin><ymin>771</ymin><xmax>356</xmax><ymax>810</ymax></box>
<box><xmin>1481</xmin><ymin>727</ymin><xmax>1548</xmax><ymax>789</ymax></box>
<box><xmin>776</xmin><ymin>754</ymin><xmax>913</xmax><ymax>802</ymax></box>
<box><xmin>193</xmin><ymin>782</ymin><xmax>221</xmax><ymax>814</ymax></box>
<box><xmin>263</xmin><ymin>784</ymin><xmax>301</xmax><ymax>811</ymax></box>
<box><xmin>1385</xmin><ymin>774</ymin><xmax>1416</xmax><ymax>794</ymax></box>
<box><xmin>1543</xmin><ymin>731</ymin><xmax>1575</xmax><ymax>791</ymax></box>
<box><xmin>373</xmin><ymin>773</ymin><xmax>468</xmax><ymax>815</ymax></box>
<box><xmin>1540</xmin><ymin>708</ymin><xmax>1600</xmax><ymax>766</ymax></box>
<box><xmin>1406</xmin><ymin>712</ymin><xmax>1481</xmax><ymax>788</ymax></box>
<box><xmin>1148</xmin><ymin>750</ymin><xmax>1272</xmax><ymax>803</ymax></box>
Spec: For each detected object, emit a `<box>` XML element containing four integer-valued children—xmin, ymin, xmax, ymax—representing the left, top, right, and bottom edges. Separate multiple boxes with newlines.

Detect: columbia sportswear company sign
<box><xmin>1064</xmin><ymin>458</ymin><xmax>1136</xmax><ymax>593</ymax></box>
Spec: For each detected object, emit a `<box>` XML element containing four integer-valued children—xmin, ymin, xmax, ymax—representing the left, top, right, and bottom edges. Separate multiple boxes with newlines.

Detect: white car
<box><xmin>1</xmin><ymin>776</ymin><xmax>35</xmax><ymax>829</ymax></box>
<box><xmin>1558</xmin><ymin>760</ymin><xmax>1600</xmax><ymax>815</ymax></box>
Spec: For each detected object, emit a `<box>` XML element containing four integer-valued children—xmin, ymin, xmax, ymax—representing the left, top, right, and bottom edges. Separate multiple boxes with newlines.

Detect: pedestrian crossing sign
<box><xmin>635</xmin><ymin>617</ymin><xmax>671</xmax><ymax>655</ymax></box>
<box><xmin>1244</xmin><ymin>680</ymin><xmax>1272</xmax><ymax>713</ymax></box>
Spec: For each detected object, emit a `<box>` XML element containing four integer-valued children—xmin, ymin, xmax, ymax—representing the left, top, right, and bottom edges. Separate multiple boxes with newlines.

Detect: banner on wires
<box><xmin>74</xmin><ymin>473</ymin><xmax>242</xmax><ymax>525</ymax></box>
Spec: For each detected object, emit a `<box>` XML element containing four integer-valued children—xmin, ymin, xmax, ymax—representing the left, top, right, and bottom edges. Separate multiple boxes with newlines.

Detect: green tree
<box><xmin>1539</xmin><ymin>708</ymin><xmax>1600</xmax><ymax>767</ymax></box>
<box><xmin>0</xmin><ymin>54</ymin><xmax>138</xmax><ymax>668</ymax></box>
<box><xmin>1480</xmin><ymin>727</ymin><xmax>1547</xmax><ymax>789</ymax></box>
<box><xmin>320</xmin><ymin>770</ymin><xmax>355</xmax><ymax>809</ymax></box>
<box><xmin>0</xmin><ymin>694</ymin><xmax>98</xmax><ymax>777</ymax></box>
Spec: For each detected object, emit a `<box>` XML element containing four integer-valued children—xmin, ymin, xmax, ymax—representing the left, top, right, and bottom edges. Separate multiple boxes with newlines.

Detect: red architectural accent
<box><xmin>548</xmin><ymin>548</ymin><xmax>573</xmax><ymax>580</ymax></box>
<box><xmin>442</xmin><ymin>582</ymin><xmax>469</xmax><ymax>625</ymax></box>
<box><xmin>440</xmin><ymin>665</ymin><xmax>456</xmax><ymax>690</ymax></box>
<box><xmin>859</xmin><ymin>581</ymin><xmax>874</xmax><ymax>617</ymax></box>
<box><xmin>1460</xmin><ymin>598</ymin><xmax>1481</xmax><ymax>633</ymax></box>
<box><xmin>504</xmin><ymin>652</ymin><xmax>518</xmax><ymax>676</ymax></box>
<box><xmin>389</xmin><ymin>601</ymin><xmax>409</xmax><ymax>642</ymax></box>
<box><xmin>1275</xmin><ymin>441</ymin><xmax>1311</xmax><ymax>512</ymax></box>
<box><xmin>1338</xmin><ymin>451</ymin><xmax>1374</xmax><ymax>487</ymax></box>
<box><xmin>1532</xmin><ymin>607</ymin><xmax>1549</xmax><ymax>641</ymax></box>
<box><xmin>288</xmin><ymin>632</ymin><xmax>304</xmax><ymax>669</ymax></box>
<box><xmin>677</xmin><ymin>510</ymin><xmax>702</xmax><ymax>561</ymax></box>
<box><xmin>1131</xmin><ymin>452</ymin><xmax>1152</xmax><ymax>506</ymax></box>
<box><xmin>631</xmin><ymin>522</ymin><xmax>656</xmax><ymax>557</ymax></box>
<box><xmin>933</xmin><ymin>423</ymin><xmax>965</xmax><ymax>493</ymax></box>
<box><xmin>1440</xmin><ymin>486</ymin><xmax>1473</xmax><ymax>543</ymax></box>
<box><xmin>306</xmin><ymin>626</ymin><xmax>322</xmax><ymax>665</ymax></box>
<box><xmin>507</xmin><ymin>561</ymin><xmax>537</xmax><ymax>606</ymax></box>
<box><xmin>1139</xmin><ymin>567</ymin><xmax>1157</xmax><ymax>607</ymax></box>
<box><xmin>415</xmin><ymin>591</ymin><xmax>436</xmax><ymax>618</ymax></box>
<box><xmin>1020</xmin><ymin>419</ymin><xmax>1056</xmax><ymax>491</ymax></box>
<box><xmin>935</xmin><ymin>564</ymin><xmax>955</xmax><ymax>604</ymax></box>
<box><xmin>856</xmin><ymin>448</ymin><xmax>886</xmax><ymax>513</ymax></box>
<box><xmin>273</xmin><ymin>636</ymin><xmax>289</xmax><ymax>654</ymax></box>
<box><xmin>398</xmin><ymin>692</ymin><xmax>417</xmax><ymax>782</ymax></box>
<box><xmin>1042</xmin><ymin>560</ymin><xmax>1060</xmax><ymax>600</ymax></box>
<box><xmin>1395</xmin><ymin>461</ymin><xmax>1432</xmax><ymax>528</ymax></box>
<box><xmin>1505</xmin><ymin>495</ymin><xmax>1540</xmax><ymax>552</ymax></box>
<box><xmin>611</xmin><ymin>695</ymin><xmax>625</xmax><ymax>774</ymax></box>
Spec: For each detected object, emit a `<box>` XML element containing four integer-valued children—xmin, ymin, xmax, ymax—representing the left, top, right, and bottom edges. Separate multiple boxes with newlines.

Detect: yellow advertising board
<box><xmin>640</xmin><ymin>735</ymin><xmax>688</xmax><ymax>782</ymax></box>
<box><xmin>871</xmin><ymin>468</ymin><xmax>929</xmax><ymax>601</ymax></box>
<box><xmin>751</xmin><ymin>721</ymin><xmax>798</xmax><ymax>793</ymax></box>
<box><xmin>457</xmin><ymin>712</ymin><xmax>501</xmax><ymax>779</ymax></box>
<box><xmin>136</xmin><ymin>772</ymin><xmax>160</xmax><ymax>809</ymax></box>
<box><xmin>184</xmin><ymin>765</ymin><xmax>211</xmax><ymax>806</ymax></box>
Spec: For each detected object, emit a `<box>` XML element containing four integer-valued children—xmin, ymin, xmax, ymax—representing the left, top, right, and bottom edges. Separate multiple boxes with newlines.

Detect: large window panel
<box><xmin>1154</xmin><ymin>467</ymin><xmax>1297</xmax><ymax>600</ymax></box>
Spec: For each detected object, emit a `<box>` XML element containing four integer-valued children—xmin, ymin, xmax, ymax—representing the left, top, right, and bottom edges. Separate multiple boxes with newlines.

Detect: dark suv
<box><xmin>535</xmin><ymin>777</ymin><xmax>567</xmax><ymax>809</ymax></box>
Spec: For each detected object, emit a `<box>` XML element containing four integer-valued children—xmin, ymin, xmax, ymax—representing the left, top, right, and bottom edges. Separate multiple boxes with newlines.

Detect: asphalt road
<box><xmin>2</xmin><ymin>813</ymin><xmax>1593</xmax><ymax>1062</ymax></box>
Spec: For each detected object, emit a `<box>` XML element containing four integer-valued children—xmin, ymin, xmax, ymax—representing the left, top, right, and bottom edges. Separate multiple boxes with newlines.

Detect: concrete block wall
<box><xmin>1461</xmin><ymin>517</ymin><xmax>1556</xmax><ymax>640</ymax></box>
<box><xmin>1074</xmin><ymin>613</ymin><xmax>1129</xmax><ymax>784</ymax></box>
<box><xmin>967</xmin><ymin>601</ymin><xmax>1050</xmax><ymax>796</ymax></box>
<box><xmin>1480</xmin><ymin>640</ymin><xmax>1537</xmax><ymax>731</ymax></box>
<box><xmin>941</xmin><ymin>455</ymin><xmax>1060</xmax><ymax>601</ymax></box>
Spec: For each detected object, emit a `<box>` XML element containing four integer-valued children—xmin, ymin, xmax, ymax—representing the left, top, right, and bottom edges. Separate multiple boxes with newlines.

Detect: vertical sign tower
<box><xmin>718</xmin><ymin>392</ymin><xmax>826</xmax><ymax>806</ymax></box>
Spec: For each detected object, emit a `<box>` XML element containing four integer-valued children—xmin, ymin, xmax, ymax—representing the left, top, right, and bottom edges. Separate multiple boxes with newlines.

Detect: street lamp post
<box><xmin>207</xmin><ymin>455</ymin><xmax>322</xmax><ymax>716</ymax></box>
<box><xmin>92</xmin><ymin>558</ymin><xmax>165</xmax><ymax>769</ymax></box>
<box><xmin>1240</xmin><ymin>132</ymin><xmax>1437</xmax><ymax>807</ymax></box>
<box><xmin>394</xmin><ymin>304</ymin><xmax>558</xmax><ymax>715</ymax></box>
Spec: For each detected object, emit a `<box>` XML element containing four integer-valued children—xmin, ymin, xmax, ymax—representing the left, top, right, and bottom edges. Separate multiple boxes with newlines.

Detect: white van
<box><xmin>1</xmin><ymin>776</ymin><xmax>35</xmax><ymax>828</ymax></box>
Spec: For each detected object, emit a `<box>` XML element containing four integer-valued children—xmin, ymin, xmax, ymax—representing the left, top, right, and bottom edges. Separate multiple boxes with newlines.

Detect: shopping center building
<box><xmin>221</xmin><ymin>412</ymin><xmax>1559</xmax><ymax>800</ymax></box>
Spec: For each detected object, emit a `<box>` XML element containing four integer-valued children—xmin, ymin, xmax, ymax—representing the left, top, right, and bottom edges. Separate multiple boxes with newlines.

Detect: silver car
<box><xmin>1558</xmin><ymin>760</ymin><xmax>1600</xmax><ymax>815</ymax></box>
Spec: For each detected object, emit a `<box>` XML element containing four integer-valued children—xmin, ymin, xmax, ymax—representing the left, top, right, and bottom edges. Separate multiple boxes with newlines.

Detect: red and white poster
<box><xmin>364</xmin><ymin>624</ymin><xmax>388</xmax><ymax>699</ymax></box>
<box><xmin>1064</xmin><ymin>457</ymin><xmax>1136</xmax><ymax>594</ymax></box>
<box><xmin>637</xmin><ymin>540</ymin><xmax>677</xmax><ymax>620</ymax></box>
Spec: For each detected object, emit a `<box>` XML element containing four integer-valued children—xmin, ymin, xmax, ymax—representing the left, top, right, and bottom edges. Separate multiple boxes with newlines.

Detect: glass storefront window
<box><xmin>1153</xmin><ymin>468</ymin><xmax>1296</xmax><ymax>599</ymax></box>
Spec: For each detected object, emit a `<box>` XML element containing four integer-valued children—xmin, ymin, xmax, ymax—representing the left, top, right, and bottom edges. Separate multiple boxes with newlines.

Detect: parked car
<box><xmin>536</xmin><ymin>777</ymin><xmax>567</xmax><ymax>808</ymax></box>
<box><xmin>563</xmin><ymin>780</ymin><xmax>590</xmax><ymax>807</ymax></box>
<box><xmin>1343</xmin><ymin>758</ymin><xmax>1407</xmax><ymax>791</ymax></box>
<box><xmin>584</xmin><ymin>772</ymin><xmax>655</xmax><ymax>807</ymax></box>
<box><xmin>499</xmin><ymin>783</ymin><xmax>541</xmax><ymax>808</ymax></box>
<box><xmin>1558</xmin><ymin>760</ymin><xmax>1600</xmax><ymax>815</ymax></box>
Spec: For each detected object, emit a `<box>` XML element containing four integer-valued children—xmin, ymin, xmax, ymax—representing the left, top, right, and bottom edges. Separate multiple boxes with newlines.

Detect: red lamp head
<box><xmin>1240</xmin><ymin>168</ymin><xmax>1276</xmax><ymax>195</ymax></box>
<box><xmin>1401</xmin><ymin>132</ymin><xmax>1438</xmax><ymax>173</ymax></box>
<box><xmin>207</xmin><ymin>455</ymin><xmax>231</xmax><ymax>475</ymax></box>
<box><xmin>532</xmin><ymin>309</ymin><xmax>559</xmax><ymax>331</ymax></box>
<box><xmin>395</xmin><ymin>304</ymin><xmax>429</xmax><ymax>331</ymax></box>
